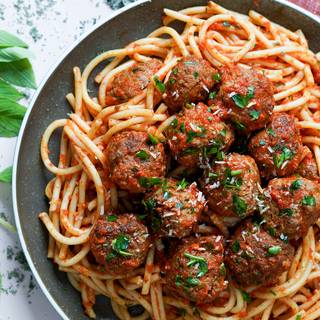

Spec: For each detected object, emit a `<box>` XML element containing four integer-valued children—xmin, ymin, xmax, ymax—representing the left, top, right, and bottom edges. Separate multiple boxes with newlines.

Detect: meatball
<box><xmin>164</xmin><ymin>56</ymin><xmax>219</xmax><ymax>112</ymax></box>
<box><xmin>296</xmin><ymin>147</ymin><xmax>320</xmax><ymax>181</ymax></box>
<box><xmin>166</xmin><ymin>102</ymin><xmax>234</xmax><ymax>168</ymax></box>
<box><xmin>143</xmin><ymin>178</ymin><xmax>206</xmax><ymax>238</ymax></box>
<box><xmin>260</xmin><ymin>177</ymin><xmax>320</xmax><ymax>240</ymax></box>
<box><xmin>164</xmin><ymin>235</ymin><xmax>227</xmax><ymax>304</ymax></box>
<box><xmin>90</xmin><ymin>214</ymin><xmax>151</xmax><ymax>275</ymax></box>
<box><xmin>219</xmin><ymin>64</ymin><xmax>274</xmax><ymax>133</ymax></box>
<box><xmin>200</xmin><ymin>153</ymin><xmax>260</xmax><ymax>226</ymax></box>
<box><xmin>105</xmin><ymin>59</ymin><xmax>162</xmax><ymax>106</ymax></box>
<box><xmin>105</xmin><ymin>131</ymin><xmax>166</xmax><ymax>193</ymax></box>
<box><xmin>225</xmin><ymin>221</ymin><xmax>294</xmax><ymax>287</ymax></box>
<box><xmin>248</xmin><ymin>112</ymin><xmax>304</xmax><ymax>178</ymax></box>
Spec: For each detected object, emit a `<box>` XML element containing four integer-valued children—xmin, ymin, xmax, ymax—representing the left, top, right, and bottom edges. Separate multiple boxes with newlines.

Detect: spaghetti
<box><xmin>39</xmin><ymin>2</ymin><xmax>320</xmax><ymax>319</ymax></box>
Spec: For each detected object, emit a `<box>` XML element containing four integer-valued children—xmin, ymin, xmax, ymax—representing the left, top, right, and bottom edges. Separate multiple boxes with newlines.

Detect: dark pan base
<box><xmin>13</xmin><ymin>0</ymin><xmax>320</xmax><ymax>319</ymax></box>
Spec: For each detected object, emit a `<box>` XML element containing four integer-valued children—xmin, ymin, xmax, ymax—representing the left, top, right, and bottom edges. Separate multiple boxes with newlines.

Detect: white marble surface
<box><xmin>0</xmin><ymin>1</ymin><xmax>123</xmax><ymax>319</ymax></box>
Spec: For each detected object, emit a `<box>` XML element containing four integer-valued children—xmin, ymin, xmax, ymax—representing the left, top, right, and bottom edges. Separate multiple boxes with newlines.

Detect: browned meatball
<box><xmin>164</xmin><ymin>56</ymin><xmax>219</xmax><ymax>112</ymax></box>
<box><xmin>166</xmin><ymin>102</ymin><xmax>234</xmax><ymax>168</ymax></box>
<box><xmin>105</xmin><ymin>131</ymin><xmax>166</xmax><ymax>193</ymax></box>
<box><xmin>296</xmin><ymin>147</ymin><xmax>320</xmax><ymax>181</ymax></box>
<box><xmin>225</xmin><ymin>221</ymin><xmax>294</xmax><ymax>287</ymax></box>
<box><xmin>105</xmin><ymin>59</ymin><xmax>162</xmax><ymax>106</ymax></box>
<box><xmin>200</xmin><ymin>153</ymin><xmax>260</xmax><ymax>226</ymax></box>
<box><xmin>219</xmin><ymin>65</ymin><xmax>274</xmax><ymax>133</ymax></box>
<box><xmin>143</xmin><ymin>178</ymin><xmax>206</xmax><ymax>238</ymax></box>
<box><xmin>90</xmin><ymin>214</ymin><xmax>151</xmax><ymax>275</ymax></box>
<box><xmin>164</xmin><ymin>235</ymin><xmax>227</xmax><ymax>304</ymax></box>
<box><xmin>259</xmin><ymin>177</ymin><xmax>320</xmax><ymax>240</ymax></box>
<box><xmin>248</xmin><ymin>113</ymin><xmax>304</xmax><ymax>178</ymax></box>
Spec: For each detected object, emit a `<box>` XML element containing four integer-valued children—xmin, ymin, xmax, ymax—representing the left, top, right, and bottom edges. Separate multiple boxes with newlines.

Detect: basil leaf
<box><xmin>0</xmin><ymin>47</ymin><xmax>34</xmax><ymax>63</ymax></box>
<box><xmin>0</xmin><ymin>166</ymin><xmax>12</xmax><ymax>183</ymax></box>
<box><xmin>0</xmin><ymin>58</ymin><xmax>36</xmax><ymax>89</ymax></box>
<box><xmin>0</xmin><ymin>98</ymin><xmax>26</xmax><ymax>137</ymax></box>
<box><xmin>0</xmin><ymin>30</ymin><xmax>28</xmax><ymax>48</ymax></box>
<box><xmin>0</xmin><ymin>79</ymin><xmax>23</xmax><ymax>101</ymax></box>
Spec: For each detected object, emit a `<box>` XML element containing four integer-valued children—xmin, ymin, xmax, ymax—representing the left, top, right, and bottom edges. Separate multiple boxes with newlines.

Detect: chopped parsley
<box><xmin>172</xmin><ymin>68</ymin><xmax>178</xmax><ymax>75</ymax></box>
<box><xmin>186</xmin><ymin>125</ymin><xmax>206</xmax><ymax>143</ymax></box>
<box><xmin>153</xmin><ymin>76</ymin><xmax>166</xmax><ymax>93</ymax></box>
<box><xmin>107</xmin><ymin>215</ymin><xmax>117</xmax><ymax>222</ymax></box>
<box><xmin>268</xmin><ymin>227</ymin><xmax>276</xmax><ymax>237</ymax></box>
<box><xmin>267</xmin><ymin>246</ymin><xmax>281</xmax><ymax>256</ymax></box>
<box><xmin>185</xmin><ymin>277</ymin><xmax>200</xmax><ymax>287</ymax></box>
<box><xmin>184</xmin><ymin>252</ymin><xmax>208</xmax><ymax>277</ymax></box>
<box><xmin>290</xmin><ymin>179</ymin><xmax>302</xmax><ymax>191</ymax></box>
<box><xmin>175</xmin><ymin>275</ymin><xmax>183</xmax><ymax>286</ymax></box>
<box><xmin>208</xmin><ymin>172</ymin><xmax>218</xmax><ymax>180</ymax></box>
<box><xmin>213</xmin><ymin>72</ymin><xmax>221</xmax><ymax>82</ymax></box>
<box><xmin>279</xmin><ymin>208</ymin><xmax>294</xmax><ymax>217</ymax></box>
<box><xmin>267</xmin><ymin>128</ymin><xmax>276</xmax><ymax>136</ymax></box>
<box><xmin>139</xmin><ymin>177</ymin><xmax>162</xmax><ymax>188</ymax></box>
<box><xmin>232</xmin><ymin>239</ymin><xmax>240</xmax><ymax>253</ymax></box>
<box><xmin>177</xmin><ymin>178</ymin><xmax>188</xmax><ymax>190</ymax></box>
<box><xmin>249</xmin><ymin>109</ymin><xmax>260</xmax><ymax>120</ymax></box>
<box><xmin>302</xmin><ymin>195</ymin><xmax>316</xmax><ymax>206</ymax></box>
<box><xmin>111</xmin><ymin>234</ymin><xmax>133</xmax><ymax>257</ymax></box>
<box><xmin>231</xmin><ymin>86</ymin><xmax>255</xmax><ymax>109</ymax></box>
<box><xmin>233</xmin><ymin>120</ymin><xmax>246</xmax><ymax>131</ymax></box>
<box><xmin>179</xmin><ymin>122</ymin><xmax>185</xmax><ymax>133</ymax></box>
<box><xmin>220</xmin><ymin>263</ymin><xmax>226</xmax><ymax>277</ymax></box>
<box><xmin>169</xmin><ymin>78</ymin><xmax>176</xmax><ymax>85</ymax></box>
<box><xmin>232</xmin><ymin>194</ymin><xmax>247</xmax><ymax>218</ymax></box>
<box><xmin>223</xmin><ymin>168</ymin><xmax>243</xmax><ymax>189</ymax></box>
<box><xmin>241</xmin><ymin>290</ymin><xmax>251</xmax><ymax>302</ymax></box>
<box><xmin>193</xmin><ymin>71</ymin><xmax>199</xmax><ymax>79</ymax></box>
<box><xmin>296</xmin><ymin>314</ymin><xmax>302</xmax><ymax>320</ymax></box>
<box><xmin>170</xmin><ymin>118</ymin><xmax>178</xmax><ymax>128</ymax></box>
<box><xmin>220</xmin><ymin>129</ymin><xmax>227</xmax><ymax>137</ymax></box>
<box><xmin>142</xmin><ymin>198</ymin><xmax>157</xmax><ymax>212</ymax></box>
<box><xmin>136</xmin><ymin>150</ymin><xmax>150</xmax><ymax>160</ymax></box>
<box><xmin>273</xmin><ymin>147</ymin><xmax>294</xmax><ymax>168</ymax></box>
<box><xmin>209</xmin><ymin>91</ymin><xmax>217</xmax><ymax>100</ymax></box>
<box><xmin>259</xmin><ymin>140</ymin><xmax>266</xmax><ymax>146</ymax></box>
<box><xmin>148</xmin><ymin>133</ymin><xmax>159</xmax><ymax>145</ymax></box>
<box><xmin>181</xmin><ymin>147</ymin><xmax>198</xmax><ymax>155</ymax></box>
<box><xmin>106</xmin><ymin>252</ymin><xmax>116</xmax><ymax>261</ymax></box>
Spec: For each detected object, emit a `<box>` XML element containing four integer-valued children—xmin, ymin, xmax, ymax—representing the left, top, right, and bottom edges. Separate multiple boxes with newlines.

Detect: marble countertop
<box><xmin>0</xmin><ymin>1</ymin><xmax>134</xmax><ymax>319</ymax></box>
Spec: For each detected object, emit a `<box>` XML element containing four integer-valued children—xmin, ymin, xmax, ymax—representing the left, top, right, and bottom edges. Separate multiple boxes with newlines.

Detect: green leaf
<box><xmin>231</xmin><ymin>86</ymin><xmax>255</xmax><ymax>109</ymax></box>
<box><xmin>0</xmin><ymin>166</ymin><xmax>12</xmax><ymax>183</ymax></box>
<box><xmin>111</xmin><ymin>234</ymin><xmax>133</xmax><ymax>257</ymax></box>
<box><xmin>153</xmin><ymin>76</ymin><xmax>166</xmax><ymax>93</ymax></box>
<box><xmin>302</xmin><ymin>195</ymin><xmax>316</xmax><ymax>206</ymax></box>
<box><xmin>0</xmin><ymin>79</ymin><xmax>23</xmax><ymax>101</ymax></box>
<box><xmin>0</xmin><ymin>58</ymin><xmax>36</xmax><ymax>89</ymax></box>
<box><xmin>0</xmin><ymin>30</ymin><xmax>28</xmax><ymax>48</ymax></box>
<box><xmin>0</xmin><ymin>98</ymin><xmax>26</xmax><ymax>137</ymax></box>
<box><xmin>136</xmin><ymin>150</ymin><xmax>150</xmax><ymax>160</ymax></box>
<box><xmin>232</xmin><ymin>194</ymin><xmax>247</xmax><ymax>218</ymax></box>
<box><xmin>139</xmin><ymin>177</ymin><xmax>162</xmax><ymax>188</ymax></box>
<box><xmin>0</xmin><ymin>47</ymin><xmax>34</xmax><ymax>63</ymax></box>
<box><xmin>184</xmin><ymin>252</ymin><xmax>208</xmax><ymax>277</ymax></box>
<box><xmin>0</xmin><ymin>217</ymin><xmax>16</xmax><ymax>233</ymax></box>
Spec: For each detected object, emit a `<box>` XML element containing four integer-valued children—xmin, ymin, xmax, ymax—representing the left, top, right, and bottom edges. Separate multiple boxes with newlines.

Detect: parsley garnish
<box><xmin>148</xmin><ymin>133</ymin><xmax>159</xmax><ymax>145</ymax></box>
<box><xmin>273</xmin><ymin>147</ymin><xmax>294</xmax><ymax>168</ymax></box>
<box><xmin>169</xmin><ymin>78</ymin><xmax>176</xmax><ymax>85</ymax></box>
<box><xmin>184</xmin><ymin>252</ymin><xmax>208</xmax><ymax>277</ymax></box>
<box><xmin>241</xmin><ymin>290</ymin><xmax>251</xmax><ymax>302</ymax></box>
<box><xmin>267</xmin><ymin>128</ymin><xmax>276</xmax><ymax>136</ymax></box>
<box><xmin>185</xmin><ymin>277</ymin><xmax>200</xmax><ymax>287</ymax></box>
<box><xmin>290</xmin><ymin>179</ymin><xmax>302</xmax><ymax>191</ymax></box>
<box><xmin>259</xmin><ymin>140</ymin><xmax>266</xmax><ymax>146</ymax></box>
<box><xmin>220</xmin><ymin>263</ymin><xmax>226</xmax><ymax>277</ymax></box>
<box><xmin>232</xmin><ymin>240</ymin><xmax>240</xmax><ymax>253</ymax></box>
<box><xmin>139</xmin><ymin>177</ymin><xmax>162</xmax><ymax>188</ymax></box>
<box><xmin>279</xmin><ymin>208</ymin><xmax>294</xmax><ymax>217</ymax></box>
<box><xmin>172</xmin><ymin>68</ymin><xmax>178</xmax><ymax>75</ymax></box>
<box><xmin>267</xmin><ymin>246</ymin><xmax>281</xmax><ymax>256</ymax></box>
<box><xmin>302</xmin><ymin>195</ymin><xmax>316</xmax><ymax>206</ymax></box>
<box><xmin>170</xmin><ymin>118</ymin><xmax>178</xmax><ymax>128</ymax></box>
<box><xmin>223</xmin><ymin>168</ymin><xmax>243</xmax><ymax>189</ymax></box>
<box><xmin>111</xmin><ymin>234</ymin><xmax>133</xmax><ymax>257</ymax></box>
<box><xmin>153</xmin><ymin>76</ymin><xmax>166</xmax><ymax>93</ymax></box>
<box><xmin>179</xmin><ymin>122</ymin><xmax>185</xmax><ymax>133</ymax></box>
<box><xmin>209</xmin><ymin>91</ymin><xmax>217</xmax><ymax>100</ymax></box>
<box><xmin>186</xmin><ymin>126</ymin><xmax>206</xmax><ymax>143</ymax></box>
<box><xmin>193</xmin><ymin>71</ymin><xmax>199</xmax><ymax>79</ymax></box>
<box><xmin>142</xmin><ymin>198</ymin><xmax>157</xmax><ymax>212</ymax></box>
<box><xmin>231</xmin><ymin>86</ymin><xmax>255</xmax><ymax>109</ymax></box>
<box><xmin>213</xmin><ymin>72</ymin><xmax>221</xmax><ymax>82</ymax></box>
<box><xmin>249</xmin><ymin>109</ymin><xmax>260</xmax><ymax>120</ymax></box>
<box><xmin>220</xmin><ymin>129</ymin><xmax>227</xmax><ymax>137</ymax></box>
<box><xmin>232</xmin><ymin>194</ymin><xmax>247</xmax><ymax>218</ymax></box>
<box><xmin>136</xmin><ymin>150</ymin><xmax>150</xmax><ymax>160</ymax></box>
<box><xmin>177</xmin><ymin>178</ymin><xmax>188</xmax><ymax>190</ymax></box>
<box><xmin>107</xmin><ymin>215</ymin><xmax>117</xmax><ymax>222</ymax></box>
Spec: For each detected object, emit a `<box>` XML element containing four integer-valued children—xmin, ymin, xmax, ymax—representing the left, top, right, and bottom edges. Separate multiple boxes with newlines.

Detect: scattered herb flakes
<box><xmin>1</xmin><ymin>244</ymin><xmax>36</xmax><ymax>298</ymax></box>
<box><xmin>302</xmin><ymin>195</ymin><xmax>316</xmax><ymax>206</ymax></box>
<box><xmin>290</xmin><ymin>179</ymin><xmax>302</xmax><ymax>191</ymax></box>
<box><xmin>231</xmin><ymin>86</ymin><xmax>255</xmax><ymax>109</ymax></box>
